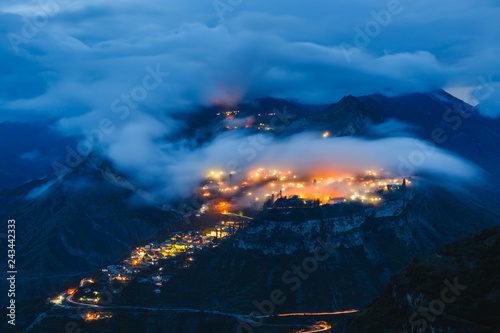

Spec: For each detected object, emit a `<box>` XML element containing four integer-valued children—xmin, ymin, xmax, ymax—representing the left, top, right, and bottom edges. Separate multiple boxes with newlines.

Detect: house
<box><xmin>326</xmin><ymin>197</ymin><xmax>347</xmax><ymax>205</ymax></box>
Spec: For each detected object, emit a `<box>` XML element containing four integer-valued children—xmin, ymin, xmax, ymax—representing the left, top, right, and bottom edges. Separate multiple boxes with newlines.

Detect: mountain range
<box><xmin>1</xmin><ymin>90</ymin><xmax>499</xmax><ymax>332</ymax></box>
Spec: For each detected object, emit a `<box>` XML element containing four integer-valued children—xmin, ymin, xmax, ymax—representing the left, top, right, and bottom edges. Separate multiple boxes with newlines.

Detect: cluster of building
<box><xmin>48</xmin><ymin>221</ymin><xmax>247</xmax><ymax>318</ymax></box>
<box><xmin>216</xmin><ymin>110</ymin><xmax>280</xmax><ymax>131</ymax></box>
<box><xmin>84</xmin><ymin>312</ymin><xmax>113</xmax><ymax>321</ymax></box>
<box><xmin>48</xmin><ymin>168</ymin><xmax>409</xmax><ymax>321</ymax></box>
<box><xmin>200</xmin><ymin>168</ymin><xmax>409</xmax><ymax>212</ymax></box>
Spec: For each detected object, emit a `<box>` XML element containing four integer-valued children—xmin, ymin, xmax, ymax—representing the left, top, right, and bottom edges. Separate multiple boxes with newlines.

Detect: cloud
<box><xmin>365</xmin><ymin>119</ymin><xmax>419</xmax><ymax>137</ymax></box>
<box><xmin>92</xmin><ymin>114</ymin><xmax>481</xmax><ymax>202</ymax></box>
<box><xmin>0</xmin><ymin>0</ymin><xmax>499</xmax><ymax>126</ymax></box>
<box><xmin>474</xmin><ymin>74</ymin><xmax>500</xmax><ymax>118</ymax></box>
<box><xmin>25</xmin><ymin>178</ymin><xmax>58</xmax><ymax>199</ymax></box>
<box><xmin>0</xmin><ymin>0</ymin><xmax>494</xmax><ymax>205</ymax></box>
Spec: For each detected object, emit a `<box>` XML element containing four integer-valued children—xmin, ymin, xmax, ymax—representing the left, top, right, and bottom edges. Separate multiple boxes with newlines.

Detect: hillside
<box><xmin>0</xmin><ymin>156</ymin><xmax>176</xmax><ymax>304</ymax></box>
<box><xmin>2</xmin><ymin>90</ymin><xmax>500</xmax><ymax>332</ymax></box>
<box><xmin>347</xmin><ymin>226</ymin><xmax>500</xmax><ymax>333</ymax></box>
<box><xmin>129</xmin><ymin>185</ymin><xmax>498</xmax><ymax>313</ymax></box>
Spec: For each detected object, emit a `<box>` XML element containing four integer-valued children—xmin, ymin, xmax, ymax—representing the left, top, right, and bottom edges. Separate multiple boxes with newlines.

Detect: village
<box><xmin>200</xmin><ymin>167</ymin><xmax>410</xmax><ymax>212</ymax></box>
<box><xmin>47</xmin><ymin>167</ymin><xmax>408</xmax><ymax>322</ymax></box>
<box><xmin>48</xmin><ymin>219</ymin><xmax>247</xmax><ymax>321</ymax></box>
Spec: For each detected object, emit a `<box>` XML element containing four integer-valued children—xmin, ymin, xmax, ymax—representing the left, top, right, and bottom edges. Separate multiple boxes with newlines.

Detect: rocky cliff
<box><xmin>155</xmin><ymin>185</ymin><xmax>498</xmax><ymax>314</ymax></box>
<box><xmin>346</xmin><ymin>227</ymin><xmax>500</xmax><ymax>333</ymax></box>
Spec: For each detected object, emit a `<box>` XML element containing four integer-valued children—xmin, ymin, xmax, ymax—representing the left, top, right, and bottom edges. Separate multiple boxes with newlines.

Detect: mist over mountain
<box><xmin>1</xmin><ymin>90</ymin><xmax>499</xmax><ymax>311</ymax></box>
<box><xmin>18</xmin><ymin>91</ymin><xmax>490</xmax><ymax>204</ymax></box>
<box><xmin>1</xmin><ymin>1</ymin><xmax>500</xmax><ymax>331</ymax></box>
<box><xmin>0</xmin><ymin>155</ymin><xmax>176</xmax><ymax>305</ymax></box>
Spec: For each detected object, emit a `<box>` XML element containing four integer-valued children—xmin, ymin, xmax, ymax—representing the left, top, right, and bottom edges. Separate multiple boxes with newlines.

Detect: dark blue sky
<box><xmin>0</xmin><ymin>0</ymin><xmax>499</xmax><ymax>126</ymax></box>
<box><xmin>0</xmin><ymin>0</ymin><xmax>495</xmax><ymax>200</ymax></box>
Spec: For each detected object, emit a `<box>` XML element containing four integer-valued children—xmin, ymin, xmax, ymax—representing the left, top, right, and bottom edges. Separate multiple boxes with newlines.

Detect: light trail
<box><xmin>276</xmin><ymin>310</ymin><xmax>358</xmax><ymax>316</ymax></box>
<box><xmin>65</xmin><ymin>295</ymin><xmax>357</xmax><ymax>319</ymax></box>
<box><xmin>61</xmin><ymin>297</ymin><xmax>353</xmax><ymax>333</ymax></box>
<box><xmin>300</xmin><ymin>323</ymin><xmax>331</xmax><ymax>332</ymax></box>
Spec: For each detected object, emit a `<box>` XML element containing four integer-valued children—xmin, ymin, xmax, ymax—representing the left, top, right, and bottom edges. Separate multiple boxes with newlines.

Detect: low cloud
<box><xmin>1</xmin><ymin>0</ymin><xmax>499</xmax><ymax>127</ymax></box>
<box><xmin>0</xmin><ymin>0</ymin><xmax>494</xmax><ymax>205</ymax></box>
<box><xmin>94</xmin><ymin>116</ymin><xmax>481</xmax><ymax>202</ymax></box>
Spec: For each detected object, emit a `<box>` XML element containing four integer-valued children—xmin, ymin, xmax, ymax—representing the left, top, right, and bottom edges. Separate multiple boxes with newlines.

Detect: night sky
<box><xmin>0</xmin><ymin>0</ymin><xmax>496</xmax><ymax>199</ymax></box>
<box><xmin>1</xmin><ymin>0</ymin><xmax>499</xmax><ymax>124</ymax></box>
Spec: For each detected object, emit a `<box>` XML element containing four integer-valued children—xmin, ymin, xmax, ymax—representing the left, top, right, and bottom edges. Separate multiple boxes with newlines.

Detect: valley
<box><xmin>2</xmin><ymin>91</ymin><xmax>500</xmax><ymax>333</ymax></box>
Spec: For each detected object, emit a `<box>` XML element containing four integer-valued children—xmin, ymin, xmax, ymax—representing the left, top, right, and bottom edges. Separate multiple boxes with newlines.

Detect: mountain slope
<box><xmin>347</xmin><ymin>226</ymin><xmax>500</xmax><ymax>333</ymax></box>
<box><xmin>306</xmin><ymin>95</ymin><xmax>383</xmax><ymax>136</ymax></box>
<box><xmin>361</xmin><ymin>90</ymin><xmax>500</xmax><ymax>181</ymax></box>
<box><xmin>0</xmin><ymin>156</ymin><xmax>176</xmax><ymax>302</ymax></box>
<box><xmin>141</xmin><ymin>185</ymin><xmax>499</xmax><ymax>314</ymax></box>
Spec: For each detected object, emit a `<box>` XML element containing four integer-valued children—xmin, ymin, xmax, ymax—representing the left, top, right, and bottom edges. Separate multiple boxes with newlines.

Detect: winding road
<box><xmin>64</xmin><ymin>293</ymin><xmax>354</xmax><ymax>332</ymax></box>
